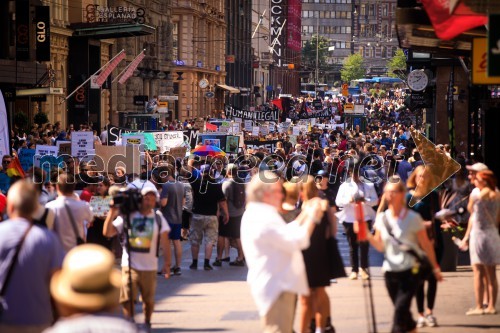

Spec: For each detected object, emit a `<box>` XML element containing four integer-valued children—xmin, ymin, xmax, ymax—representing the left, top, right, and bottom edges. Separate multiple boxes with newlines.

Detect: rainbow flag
<box><xmin>6</xmin><ymin>157</ymin><xmax>26</xmax><ymax>178</ymax></box>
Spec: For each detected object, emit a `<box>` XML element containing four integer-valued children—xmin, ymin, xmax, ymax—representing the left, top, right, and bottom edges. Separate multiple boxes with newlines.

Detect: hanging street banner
<box><xmin>225</xmin><ymin>106</ymin><xmax>279</xmax><ymax>122</ymax></box>
<box><xmin>297</xmin><ymin>107</ymin><xmax>333</xmax><ymax>120</ymax></box>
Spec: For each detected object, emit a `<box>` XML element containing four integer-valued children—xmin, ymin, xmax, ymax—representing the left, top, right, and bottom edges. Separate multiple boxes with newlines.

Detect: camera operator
<box><xmin>103</xmin><ymin>186</ymin><xmax>171</xmax><ymax>330</ymax></box>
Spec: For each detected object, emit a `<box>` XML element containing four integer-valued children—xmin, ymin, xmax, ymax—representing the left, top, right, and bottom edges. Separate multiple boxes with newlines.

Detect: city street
<box><xmin>133</xmin><ymin>239</ymin><xmax>500</xmax><ymax>333</ymax></box>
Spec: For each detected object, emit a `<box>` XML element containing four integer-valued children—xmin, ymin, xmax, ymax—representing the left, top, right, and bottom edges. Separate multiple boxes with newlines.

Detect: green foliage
<box><xmin>34</xmin><ymin>112</ymin><xmax>49</xmax><ymax>126</ymax></box>
<box><xmin>387</xmin><ymin>48</ymin><xmax>407</xmax><ymax>77</ymax></box>
<box><xmin>301</xmin><ymin>35</ymin><xmax>330</xmax><ymax>70</ymax></box>
<box><xmin>340</xmin><ymin>53</ymin><xmax>365</xmax><ymax>83</ymax></box>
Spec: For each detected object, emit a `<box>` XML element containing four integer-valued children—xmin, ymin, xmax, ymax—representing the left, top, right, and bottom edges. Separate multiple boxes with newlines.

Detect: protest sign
<box><xmin>231</xmin><ymin>122</ymin><xmax>241</xmax><ymax>134</ymax></box>
<box><xmin>35</xmin><ymin>144</ymin><xmax>59</xmax><ymax>156</ymax></box>
<box><xmin>244</xmin><ymin>139</ymin><xmax>283</xmax><ymax>153</ymax></box>
<box><xmin>122</xmin><ymin>134</ymin><xmax>145</xmax><ymax>147</ymax></box>
<box><xmin>71</xmin><ymin>131</ymin><xmax>94</xmax><ymax>159</ymax></box>
<box><xmin>260</xmin><ymin>125</ymin><xmax>269</xmax><ymax>136</ymax></box>
<box><xmin>89</xmin><ymin>196</ymin><xmax>112</xmax><ymax>217</ymax></box>
<box><xmin>0</xmin><ymin>173</ymin><xmax>10</xmax><ymax>194</ymax></box>
<box><xmin>94</xmin><ymin>145</ymin><xmax>140</xmax><ymax>174</ymax></box>
<box><xmin>225</xmin><ymin>106</ymin><xmax>278</xmax><ymax>121</ymax></box>
<box><xmin>252</xmin><ymin>126</ymin><xmax>260</xmax><ymax>137</ymax></box>
<box><xmin>225</xmin><ymin>136</ymin><xmax>239</xmax><ymax>154</ymax></box>
<box><xmin>183</xmin><ymin>129</ymin><xmax>200</xmax><ymax>149</ymax></box>
<box><xmin>18</xmin><ymin>148</ymin><xmax>36</xmax><ymax>172</ymax></box>
<box><xmin>244</xmin><ymin>120</ymin><xmax>253</xmax><ymax>131</ymax></box>
<box><xmin>57</xmin><ymin>142</ymin><xmax>71</xmax><ymax>156</ymax></box>
<box><xmin>168</xmin><ymin>147</ymin><xmax>188</xmax><ymax>159</ymax></box>
<box><xmin>292</xmin><ymin>127</ymin><xmax>300</xmax><ymax>136</ymax></box>
<box><xmin>152</xmin><ymin>131</ymin><xmax>184</xmax><ymax>153</ymax></box>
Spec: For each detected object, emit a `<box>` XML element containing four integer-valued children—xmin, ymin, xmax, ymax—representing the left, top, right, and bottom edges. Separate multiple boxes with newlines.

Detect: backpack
<box><xmin>230</xmin><ymin>180</ymin><xmax>246</xmax><ymax>209</ymax></box>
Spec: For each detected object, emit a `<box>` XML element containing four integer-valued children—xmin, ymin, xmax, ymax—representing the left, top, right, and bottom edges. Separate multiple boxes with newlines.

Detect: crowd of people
<box><xmin>0</xmin><ymin>93</ymin><xmax>499</xmax><ymax>333</ymax></box>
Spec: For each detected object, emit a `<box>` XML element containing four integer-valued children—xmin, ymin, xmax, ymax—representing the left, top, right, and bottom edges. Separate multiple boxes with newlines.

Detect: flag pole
<box><xmin>112</xmin><ymin>49</ymin><xmax>146</xmax><ymax>83</ymax></box>
<box><xmin>61</xmin><ymin>49</ymin><xmax>125</xmax><ymax>104</ymax></box>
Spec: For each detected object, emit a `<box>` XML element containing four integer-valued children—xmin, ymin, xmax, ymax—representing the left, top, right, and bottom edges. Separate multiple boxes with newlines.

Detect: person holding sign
<box><xmin>87</xmin><ymin>177</ymin><xmax>114</xmax><ymax>250</ymax></box>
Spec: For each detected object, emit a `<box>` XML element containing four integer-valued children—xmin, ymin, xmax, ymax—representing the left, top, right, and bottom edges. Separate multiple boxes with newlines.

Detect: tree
<box><xmin>301</xmin><ymin>35</ymin><xmax>330</xmax><ymax>82</ymax></box>
<box><xmin>340</xmin><ymin>53</ymin><xmax>365</xmax><ymax>83</ymax></box>
<box><xmin>387</xmin><ymin>48</ymin><xmax>407</xmax><ymax>78</ymax></box>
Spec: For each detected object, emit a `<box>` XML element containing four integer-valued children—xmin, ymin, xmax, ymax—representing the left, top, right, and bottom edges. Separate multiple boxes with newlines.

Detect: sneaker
<box><xmin>221</xmin><ymin>257</ymin><xmax>230</xmax><ymax>262</ymax></box>
<box><xmin>204</xmin><ymin>263</ymin><xmax>213</xmax><ymax>271</ymax></box>
<box><xmin>360</xmin><ymin>268</ymin><xmax>370</xmax><ymax>280</ymax></box>
<box><xmin>171</xmin><ymin>266</ymin><xmax>181</xmax><ymax>276</ymax></box>
<box><xmin>213</xmin><ymin>259</ymin><xmax>222</xmax><ymax>267</ymax></box>
<box><xmin>189</xmin><ymin>262</ymin><xmax>198</xmax><ymax>270</ymax></box>
<box><xmin>229</xmin><ymin>259</ymin><xmax>245</xmax><ymax>267</ymax></box>
<box><xmin>349</xmin><ymin>272</ymin><xmax>358</xmax><ymax>280</ymax></box>
<box><xmin>426</xmin><ymin>314</ymin><xmax>437</xmax><ymax>327</ymax></box>
<box><xmin>416</xmin><ymin>316</ymin><xmax>426</xmax><ymax>328</ymax></box>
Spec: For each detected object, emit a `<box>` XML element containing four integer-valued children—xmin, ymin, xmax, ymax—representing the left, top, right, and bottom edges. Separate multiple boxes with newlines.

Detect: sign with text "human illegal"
<box><xmin>225</xmin><ymin>106</ymin><xmax>278</xmax><ymax>122</ymax></box>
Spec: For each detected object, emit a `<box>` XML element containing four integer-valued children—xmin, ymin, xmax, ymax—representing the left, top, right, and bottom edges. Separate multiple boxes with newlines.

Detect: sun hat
<box><xmin>50</xmin><ymin>244</ymin><xmax>121</xmax><ymax>311</ymax></box>
<box><xmin>465</xmin><ymin>163</ymin><xmax>488</xmax><ymax>172</ymax></box>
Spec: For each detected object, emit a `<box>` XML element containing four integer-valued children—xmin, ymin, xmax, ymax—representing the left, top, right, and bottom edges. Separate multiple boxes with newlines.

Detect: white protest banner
<box><xmin>89</xmin><ymin>196</ymin><xmax>112</xmax><ymax>217</ymax></box>
<box><xmin>152</xmin><ymin>131</ymin><xmax>184</xmax><ymax>153</ymax></box>
<box><xmin>269</xmin><ymin>124</ymin><xmax>275</xmax><ymax>132</ymax></box>
<box><xmin>34</xmin><ymin>145</ymin><xmax>59</xmax><ymax>168</ymax></box>
<box><xmin>57</xmin><ymin>142</ymin><xmax>71</xmax><ymax>156</ymax></box>
<box><xmin>244</xmin><ymin>120</ymin><xmax>253</xmax><ymax>131</ymax></box>
<box><xmin>94</xmin><ymin>145</ymin><xmax>140</xmax><ymax>174</ymax></box>
<box><xmin>292</xmin><ymin>126</ymin><xmax>300</xmax><ymax>136</ymax></box>
<box><xmin>234</xmin><ymin>117</ymin><xmax>242</xmax><ymax>123</ymax></box>
<box><xmin>35</xmin><ymin>144</ymin><xmax>58</xmax><ymax>156</ymax></box>
<box><xmin>71</xmin><ymin>131</ymin><xmax>94</xmax><ymax>159</ymax></box>
<box><xmin>252</xmin><ymin>126</ymin><xmax>260</xmax><ymax>136</ymax></box>
<box><xmin>231</xmin><ymin>122</ymin><xmax>241</xmax><ymax>134</ymax></box>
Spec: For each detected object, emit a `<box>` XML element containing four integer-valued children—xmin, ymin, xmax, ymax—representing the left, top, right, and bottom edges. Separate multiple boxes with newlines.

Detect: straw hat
<box><xmin>50</xmin><ymin>244</ymin><xmax>121</xmax><ymax>311</ymax></box>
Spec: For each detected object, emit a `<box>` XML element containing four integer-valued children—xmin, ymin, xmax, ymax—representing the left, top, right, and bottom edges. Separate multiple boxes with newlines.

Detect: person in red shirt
<box><xmin>338</xmin><ymin>134</ymin><xmax>348</xmax><ymax>151</ymax></box>
<box><xmin>79</xmin><ymin>174</ymin><xmax>97</xmax><ymax>202</ymax></box>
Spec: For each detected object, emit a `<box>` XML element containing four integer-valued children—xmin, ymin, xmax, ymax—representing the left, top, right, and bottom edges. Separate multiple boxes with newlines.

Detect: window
<box><xmin>320</xmin><ymin>11</ymin><xmax>325</xmax><ymax>18</ymax></box>
<box><xmin>382</xmin><ymin>4</ymin><xmax>388</xmax><ymax>16</ymax></box>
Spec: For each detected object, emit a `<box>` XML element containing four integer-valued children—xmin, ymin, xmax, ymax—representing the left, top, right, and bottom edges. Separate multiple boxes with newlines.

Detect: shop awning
<box><xmin>216</xmin><ymin>84</ymin><xmax>240</xmax><ymax>94</ymax></box>
<box><xmin>71</xmin><ymin>23</ymin><xmax>155</xmax><ymax>39</ymax></box>
<box><xmin>16</xmin><ymin>87</ymin><xmax>64</xmax><ymax>96</ymax></box>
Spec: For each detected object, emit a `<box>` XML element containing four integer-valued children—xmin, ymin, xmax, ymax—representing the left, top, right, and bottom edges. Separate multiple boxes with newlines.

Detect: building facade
<box><xmin>251</xmin><ymin>1</ymin><xmax>271</xmax><ymax>105</ymax></box>
<box><xmin>301</xmin><ymin>0</ymin><xmax>398</xmax><ymax>84</ymax></box>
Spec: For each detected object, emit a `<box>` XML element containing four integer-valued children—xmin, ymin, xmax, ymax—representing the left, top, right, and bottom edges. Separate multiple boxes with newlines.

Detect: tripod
<box><xmin>123</xmin><ymin>212</ymin><xmax>135</xmax><ymax>323</ymax></box>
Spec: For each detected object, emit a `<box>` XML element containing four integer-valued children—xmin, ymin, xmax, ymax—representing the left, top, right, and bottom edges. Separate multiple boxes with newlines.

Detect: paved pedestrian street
<box><xmin>131</xmin><ymin>242</ymin><xmax>500</xmax><ymax>333</ymax></box>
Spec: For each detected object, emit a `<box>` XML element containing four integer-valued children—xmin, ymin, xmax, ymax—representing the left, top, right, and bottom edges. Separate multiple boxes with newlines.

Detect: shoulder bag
<box><xmin>64</xmin><ymin>203</ymin><xmax>85</xmax><ymax>245</ymax></box>
<box><xmin>382</xmin><ymin>212</ymin><xmax>432</xmax><ymax>282</ymax></box>
<box><xmin>0</xmin><ymin>223</ymin><xmax>33</xmax><ymax>317</ymax></box>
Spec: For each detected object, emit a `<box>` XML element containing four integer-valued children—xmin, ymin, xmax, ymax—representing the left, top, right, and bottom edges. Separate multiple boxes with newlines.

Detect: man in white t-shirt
<box><xmin>46</xmin><ymin>173</ymin><xmax>93</xmax><ymax>252</ymax></box>
<box><xmin>103</xmin><ymin>186</ymin><xmax>171</xmax><ymax>330</ymax></box>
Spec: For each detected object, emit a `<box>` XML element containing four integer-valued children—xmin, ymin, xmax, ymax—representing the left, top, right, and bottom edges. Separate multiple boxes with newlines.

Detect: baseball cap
<box><xmin>141</xmin><ymin>185</ymin><xmax>158</xmax><ymax>198</ymax></box>
<box><xmin>397</xmin><ymin>144</ymin><xmax>406</xmax><ymax>151</ymax></box>
<box><xmin>465</xmin><ymin>163</ymin><xmax>488</xmax><ymax>172</ymax></box>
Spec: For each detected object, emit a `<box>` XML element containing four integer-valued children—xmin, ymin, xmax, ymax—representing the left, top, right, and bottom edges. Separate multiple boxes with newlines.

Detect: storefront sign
<box><xmin>473</xmin><ymin>38</ymin><xmax>500</xmax><ymax>84</ymax></box>
<box><xmin>85</xmin><ymin>5</ymin><xmax>145</xmax><ymax>24</ymax></box>
<box><xmin>35</xmin><ymin>6</ymin><xmax>50</xmax><ymax>61</ymax></box>
<box><xmin>16</xmin><ymin>0</ymin><xmax>30</xmax><ymax>61</ymax></box>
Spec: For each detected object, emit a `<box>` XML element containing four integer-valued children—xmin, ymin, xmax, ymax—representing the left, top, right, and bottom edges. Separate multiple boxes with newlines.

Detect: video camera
<box><xmin>112</xmin><ymin>188</ymin><xmax>142</xmax><ymax>215</ymax></box>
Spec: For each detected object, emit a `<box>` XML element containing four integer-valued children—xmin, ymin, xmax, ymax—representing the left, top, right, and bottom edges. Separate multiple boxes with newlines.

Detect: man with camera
<box><xmin>103</xmin><ymin>186</ymin><xmax>171</xmax><ymax>330</ymax></box>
